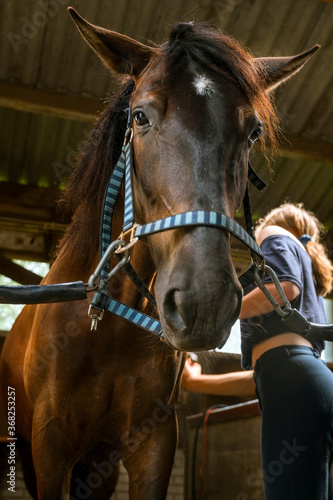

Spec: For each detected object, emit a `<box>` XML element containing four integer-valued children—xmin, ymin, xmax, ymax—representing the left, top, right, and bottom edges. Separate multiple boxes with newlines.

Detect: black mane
<box><xmin>56</xmin><ymin>80</ymin><xmax>134</xmax><ymax>262</ymax></box>
<box><xmin>60</xmin><ymin>79</ymin><xmax>134</xmax><ymax>215</ymax></box>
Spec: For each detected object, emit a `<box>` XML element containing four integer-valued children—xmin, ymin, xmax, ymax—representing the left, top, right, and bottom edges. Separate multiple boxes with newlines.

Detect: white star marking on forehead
<box><xmin>193</xmin><ymin>74</ymin><xmax>215</xmax><ymax>96</ymax></box>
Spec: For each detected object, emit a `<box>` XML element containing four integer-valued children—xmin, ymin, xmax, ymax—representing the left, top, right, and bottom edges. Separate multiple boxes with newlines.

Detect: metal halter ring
<box><xmin>123</xmin><ymin>126</ymin><xmax>133</xmax><ymax>145</ymax></box>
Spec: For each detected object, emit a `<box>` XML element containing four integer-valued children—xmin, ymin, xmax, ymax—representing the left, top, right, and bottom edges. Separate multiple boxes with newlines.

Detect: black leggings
<box><xmin>254</xmin><ymin>345</ymin><xmax>333</xmax><ymax>500</ymax></box>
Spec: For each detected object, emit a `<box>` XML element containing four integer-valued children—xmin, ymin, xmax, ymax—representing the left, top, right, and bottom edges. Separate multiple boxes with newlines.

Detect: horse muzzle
<box><xmin>155</xmin><ymin>248</ymin><xmax>243</xmax><ymax>351</ymax></box>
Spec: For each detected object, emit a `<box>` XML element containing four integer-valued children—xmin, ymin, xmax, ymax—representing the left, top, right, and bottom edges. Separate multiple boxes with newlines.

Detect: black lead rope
<box><xmin>0</xmin><ymin>281</ymin><xmax>87</xmax><ymax>304</ymax></box>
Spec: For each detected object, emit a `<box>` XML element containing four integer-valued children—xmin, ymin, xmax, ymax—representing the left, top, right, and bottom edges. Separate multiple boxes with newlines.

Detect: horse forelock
<box><xmin>164</xmin><ymin>22</ymin><xmax>278</xmax><ymax>147</ymax></box>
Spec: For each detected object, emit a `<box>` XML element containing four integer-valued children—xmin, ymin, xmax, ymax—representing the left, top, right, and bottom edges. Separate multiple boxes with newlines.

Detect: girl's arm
<box><xmin>182</xmin><ymin>359</ymin><xmax>256</xmax><ymax>397</ymax></box>
<box><xmin>240</xmin><ymin>281</ymin><xmax>300</xmax><ymax>319</ymax></box>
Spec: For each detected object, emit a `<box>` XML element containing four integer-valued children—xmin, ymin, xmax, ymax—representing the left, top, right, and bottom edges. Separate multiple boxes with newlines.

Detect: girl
<box><xmin>183</xmin><ymin>203</ymin><xmax>333</xmax><ymax>499</ymax></box>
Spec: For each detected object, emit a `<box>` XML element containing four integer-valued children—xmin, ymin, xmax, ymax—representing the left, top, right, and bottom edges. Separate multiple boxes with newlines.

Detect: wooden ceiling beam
<box><xmin>0</xmin><ymin>183</ymin><xmax>68</xmax><ymax>262</ymax></box>
<box><xmin>0</xmin><ymin>182</ymin><xmax>70</xmax><ymax>225</ymax></box>
<box><xmin>255</xmin><ymin>134</ymin><xmax>333</xmax><ymax>165</ymax></box>
<box><xmin>0</xmin><ymin>81</ymin><xmax>102</xmax><ymax>123</ymax></box>
<box><xmin>1</xmin><ymin>248</ymin><xmax>50</xmax><ymax>263</ymax></box>
<box><xmin>0</xmin><ymin>254</ymin><xmax>42</xmax><ymax>285</ymax></box>
<box><xmin>275</xmin><ymin>134</ymin><xmax>333</xmax><ymax>165</ymax></box>
<box><xmin>0</xmin><ymin>181</ymin><xmax>60</xmax><ymax>204</ymax></box>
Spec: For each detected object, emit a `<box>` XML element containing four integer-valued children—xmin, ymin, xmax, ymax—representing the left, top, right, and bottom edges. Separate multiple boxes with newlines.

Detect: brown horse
<box><xmin>0</xmin><ymin>8</ymin><xmax>319</xmax><ymax>499</ymax></box>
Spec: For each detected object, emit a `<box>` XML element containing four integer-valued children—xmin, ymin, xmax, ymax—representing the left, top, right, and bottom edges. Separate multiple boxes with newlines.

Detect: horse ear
<box><xmin>68</xmin><ymin>7</ymin><xmax>156</xmax><ymax>77</ymax></box>
<box><xmin>254</xmin><ymin>45</ymin><xmax>320</xmax><ymax>90</ymax></box>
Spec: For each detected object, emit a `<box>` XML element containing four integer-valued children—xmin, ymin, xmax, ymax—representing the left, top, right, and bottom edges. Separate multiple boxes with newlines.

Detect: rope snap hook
<box><xmin>88</xmin><ymin>239</ymin><xmax>130</xmax><ymax>291</ymax></box>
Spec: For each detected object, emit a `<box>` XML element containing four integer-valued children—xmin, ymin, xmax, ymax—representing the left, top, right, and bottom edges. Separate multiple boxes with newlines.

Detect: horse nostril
<box><xmin>163</xmin><ymin>289</ymin><xmax>187</xmax><ymax>332</ymax></box>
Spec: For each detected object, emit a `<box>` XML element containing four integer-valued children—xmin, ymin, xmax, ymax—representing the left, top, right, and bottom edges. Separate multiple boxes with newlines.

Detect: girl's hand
<box><xmin>182</xmin><ymin>357</ymin><xmax>202</xmax><ymax>390</ymax></box>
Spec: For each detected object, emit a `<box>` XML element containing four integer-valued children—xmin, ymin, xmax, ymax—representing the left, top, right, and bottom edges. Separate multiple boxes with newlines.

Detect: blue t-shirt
<box><xmin>241</xmin><ymin>234</ymin><xmax>326</xmax><ymax>369</ymax></box>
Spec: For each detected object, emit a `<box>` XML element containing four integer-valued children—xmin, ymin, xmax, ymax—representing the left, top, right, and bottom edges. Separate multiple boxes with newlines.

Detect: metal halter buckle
<box><xmin>115</xmin><ymin>224</ymin><xmax>139</xmax><ymax>254</ymax></box>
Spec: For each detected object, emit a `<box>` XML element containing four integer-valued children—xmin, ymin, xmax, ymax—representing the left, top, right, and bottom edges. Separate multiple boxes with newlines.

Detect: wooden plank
<box><xmin>258</xmin><ymin>134</ymin><xmax>333</xmax><ymax>165</ymax></box>
<box><xmin>0</xmin><ymin>181</ymin><xmax>60</xmax><ymax>207</ymax></box>
<box><xmin>0</xmin><ymin>223</ymin><xmax>64</xmax><ymax>261</ymax></box>
<box><xmin>0</xmin><ymin>229</ymin><xmax>45</xmax><ymax>258</ymax></box>
<box><xmin>0</xmin><ymin>254</ymin><xmax>42</xmax><ymax>285</ymax></box>
<box><xmin>0</xmin><ymin>183</ymin><xmax>70</xmax><ymax>225</ymax></box>
<box><xmin>0</xmin><ymin>202</ymin><xmax>56</xmax><ymax>224</ymax></box>
<box><xmin>0</xmin><ymin>82</ymin><xmax>101</xmax><ymax>123</ymax></box>
<box><xmin>0</xmin><ymin>217</ymin><xmax>66</xmax><ymax>234</ymax></box>
<box><xmin>185</xmin><ymin>404</ymin><xmax>263</xmax><ymax>500</ymax></box>
<box><xmin>186</xmin><ymin>400</ymin><xmax>260</xmax><ymax>428</ymax></box>
<box><xmin>0</xmin><ymin>247</ymin><xmax>50</xmax><ymax>263</ymax></box>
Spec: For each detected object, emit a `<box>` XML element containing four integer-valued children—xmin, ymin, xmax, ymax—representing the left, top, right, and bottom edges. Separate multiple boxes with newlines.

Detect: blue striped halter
<box><xmin>88</xmin><ymin>111</ymin><xmax>266</xmax><ymax>335</ymax></box>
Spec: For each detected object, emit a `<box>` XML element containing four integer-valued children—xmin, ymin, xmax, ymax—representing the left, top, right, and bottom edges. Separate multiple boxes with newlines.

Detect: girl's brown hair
<box><xmin>255</xmin><ymin>203</ymin><xmax>333</xmax><ymax>296</ymax></box>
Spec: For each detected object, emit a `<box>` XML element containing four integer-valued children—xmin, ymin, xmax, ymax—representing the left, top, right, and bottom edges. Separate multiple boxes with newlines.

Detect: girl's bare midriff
<box><xmin>252</xmin><ymin>332</ymin><xmax>313</xmax><ymax>367</ymax></box>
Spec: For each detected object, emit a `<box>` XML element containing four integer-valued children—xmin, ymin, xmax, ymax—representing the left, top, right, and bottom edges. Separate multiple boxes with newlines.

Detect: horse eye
<box><xmin>248</xmin><ymin>124</ymin><xmax>262</xmax><ymax>147</ymax></box>
<box><xmin>133</xmin><ymin>111</ymin><xmax>149</xmax><ymax>127</ymax></box>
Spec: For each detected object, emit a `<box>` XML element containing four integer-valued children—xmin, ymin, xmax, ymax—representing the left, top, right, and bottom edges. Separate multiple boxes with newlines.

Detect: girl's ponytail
<box><xmin>256</xmin><ymin>203</ymin><xmax>333</xmax><ymax>296</ymax></box>
<box><xmin>305</xmin><ymin>239</ymin><xmax>332</xmax><ymax>296</ymax></box>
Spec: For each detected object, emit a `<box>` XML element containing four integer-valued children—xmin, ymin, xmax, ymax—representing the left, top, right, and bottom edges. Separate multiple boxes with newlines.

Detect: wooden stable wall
<box><xmin>186</xmin><ymin>401</ymin><xmax>263</xmax><ymax>500</ymax></box>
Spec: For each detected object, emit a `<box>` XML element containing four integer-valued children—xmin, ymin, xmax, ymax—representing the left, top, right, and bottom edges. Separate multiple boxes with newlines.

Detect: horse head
<box><xmin>69</xmin><ymin>8</ymin><xmax>319</xmax><ymax>351</ymax></box>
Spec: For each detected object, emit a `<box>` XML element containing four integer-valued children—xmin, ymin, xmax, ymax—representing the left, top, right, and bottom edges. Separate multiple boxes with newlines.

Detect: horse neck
<box><xmin>47</xmin><ymin>206</ymin><xmax>100</xmax><ymax>284</ymax></box>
